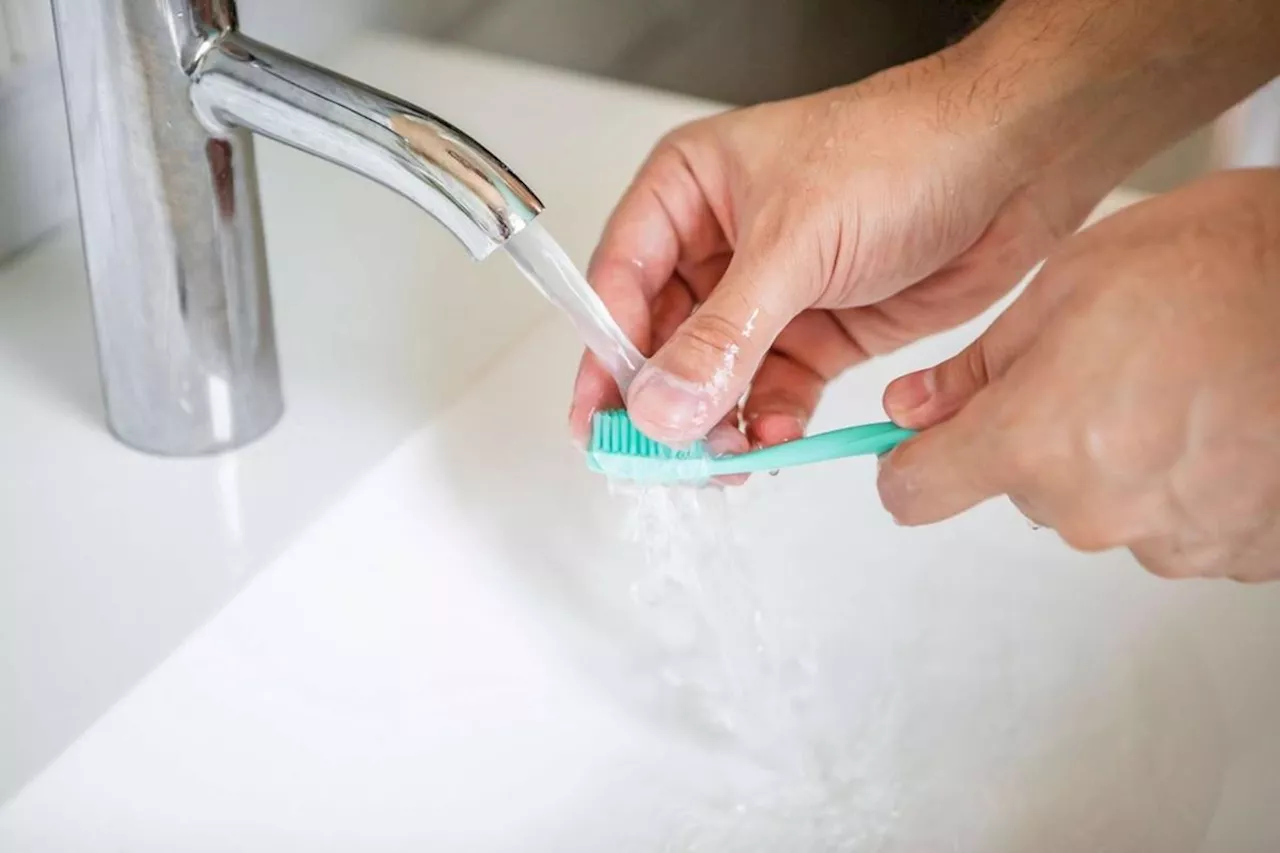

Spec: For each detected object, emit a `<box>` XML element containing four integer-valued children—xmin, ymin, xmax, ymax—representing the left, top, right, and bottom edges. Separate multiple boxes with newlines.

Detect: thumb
<box><xmin>877</xmin><ymin>275</ymin><xmax>1064</xmax><ymax>526</ymax></box>
<box><xmin>878</xmin><ymin>394</ymin><xmax>1011</xmax><ymax>526</ymax></box>
<box><xmin>626</xmin><ymin>226</ymin><xmax>819</xmax><ymax>445</ymax></box>
<box><xmin>883</xmin><ymin>280</ymin><xmax>1050</xmax><ymax>431</ymax></box>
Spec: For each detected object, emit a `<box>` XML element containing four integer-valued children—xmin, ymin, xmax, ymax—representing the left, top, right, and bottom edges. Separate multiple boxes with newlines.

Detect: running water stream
<box><xmin>504</xmin><ymin>223</ymin><xmax>897</xmax><ymax>850</ymax></box>
<box><xmin>611</xmin><ymin>484</ymin><xmax>899</xmax><ymax>852</ymax></box>
<box><xmin>505</xmin><ymin>221</ymin><xmax>646</xmax><ymax>395</ymax></box>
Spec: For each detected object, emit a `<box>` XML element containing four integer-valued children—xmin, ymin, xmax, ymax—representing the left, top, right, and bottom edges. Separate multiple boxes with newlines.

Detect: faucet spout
<box><xmin>50</xmin><ymin>0</ymin><xmax>543</xmax><ymax>456</ymax></box>
<box><xmin>192</xmin><ymin>33</ymin><xmax>543</xmax><ymax>260</ymax></box>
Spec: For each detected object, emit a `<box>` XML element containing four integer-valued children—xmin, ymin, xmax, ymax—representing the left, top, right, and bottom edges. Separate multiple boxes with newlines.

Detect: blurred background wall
<box><xmin>0</xmin><ymin>0</ymin><xmax>1264</xmax><ymax>261</ymax></box>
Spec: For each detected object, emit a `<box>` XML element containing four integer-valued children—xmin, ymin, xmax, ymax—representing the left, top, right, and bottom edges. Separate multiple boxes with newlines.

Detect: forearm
<box><xmin>952</xmin><ymin>0</ymin><xmax>1280</xmax><ymax>204</ymax></box>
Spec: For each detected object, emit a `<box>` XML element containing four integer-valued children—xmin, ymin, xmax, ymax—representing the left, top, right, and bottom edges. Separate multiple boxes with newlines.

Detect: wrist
<box><xmin>951</xmin><ymin>0</ymin><xmax>1280</xmax><ymax>208</ymax></box>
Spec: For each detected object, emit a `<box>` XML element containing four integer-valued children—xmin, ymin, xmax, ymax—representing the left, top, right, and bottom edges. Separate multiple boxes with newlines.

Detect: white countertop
<box><xmin>3</xmin><ymin>33</ymin><xmax>1279</xmax><ymax>852</ymax></box>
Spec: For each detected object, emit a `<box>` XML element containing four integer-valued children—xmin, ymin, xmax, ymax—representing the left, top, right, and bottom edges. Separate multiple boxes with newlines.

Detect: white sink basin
<box><xmin>5</xmin><ymin>307</ymin><xmax>1280</xmax><ymax>851</ymax></box>
<box><xmin>3</xmin><ymin>33</ymin><xmax>1278</xmax><ymax>853</ymax></box>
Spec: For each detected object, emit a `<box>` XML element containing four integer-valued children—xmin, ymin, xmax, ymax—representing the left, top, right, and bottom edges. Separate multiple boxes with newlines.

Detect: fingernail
<box><xmin>706</xmin><ymin>424</ymin><xmax>748</xmax><ymax>457</ymax></box>
<box><xmin>628</xmin><ymin>368</ymin><xmax>712</xmax><ymax>440</ymax></box>
<box><xmin>887</xmin><ymin>370</ymin><xmax>935</xmax><ymax>420</ymax></box>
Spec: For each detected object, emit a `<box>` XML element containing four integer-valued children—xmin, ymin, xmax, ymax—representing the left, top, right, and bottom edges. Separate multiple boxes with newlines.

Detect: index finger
<box><xmin>587</xmin><ymin>133</ymin><xmax>728</xmax><ymax>301</ymax></box>
<box><xmin>570</xmin><ymin>134</ymin><xmax>729</xmax><ymax>438</ymax></box>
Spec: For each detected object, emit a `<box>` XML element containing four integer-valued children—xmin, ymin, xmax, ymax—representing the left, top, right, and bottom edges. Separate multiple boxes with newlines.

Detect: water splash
<box><xmin>608</xmin><ymin>483</ymin><xmax>900</xmax><ymax>851</ymax></box>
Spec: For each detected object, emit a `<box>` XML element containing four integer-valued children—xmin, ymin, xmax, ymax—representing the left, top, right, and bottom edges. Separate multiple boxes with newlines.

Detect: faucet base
<box><xmin>106</xmin><ymin>395</ymin><xmax>285</xmax><ymax>459</ymax></box>
<box><xmin>53</xmin><ymin>1</ymin><xmax>286</xmax><ymax>456</ymax></box>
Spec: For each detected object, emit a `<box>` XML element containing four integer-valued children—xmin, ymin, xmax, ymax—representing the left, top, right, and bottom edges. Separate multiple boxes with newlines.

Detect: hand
<box><xmin>569</xmin><ymin>48</ymin><xmax>1110</xmax><ymax>455</ymax></box>
<box><xmin>879</xmin><ymin>169</ymin><xmax>1280</xmax><ymax>582</ymax></box>
<box><xmin>569</xmin><ymin>0</ymin><xmax>1280</xmax><ymax>456</ymax></box>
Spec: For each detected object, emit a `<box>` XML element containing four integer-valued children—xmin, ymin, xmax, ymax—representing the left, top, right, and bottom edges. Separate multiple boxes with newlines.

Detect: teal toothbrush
<box><xmin>587</xmin><ymin>410</ymin><xmax>915</xmax><ymax>485</ymax></box>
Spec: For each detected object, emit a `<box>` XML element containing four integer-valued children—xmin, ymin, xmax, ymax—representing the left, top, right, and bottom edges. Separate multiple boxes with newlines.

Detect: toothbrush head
<box><xmin>585</xmin><ymin>410</ymin><xmax>713</xmax><ymax>485</ymax></box>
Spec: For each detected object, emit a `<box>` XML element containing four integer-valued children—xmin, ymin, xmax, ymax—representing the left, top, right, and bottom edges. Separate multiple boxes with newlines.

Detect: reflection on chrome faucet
<box><xmin>50</xmin><ymin>0</ymin><xmax>543</xmax><ymax>456</ymax></box>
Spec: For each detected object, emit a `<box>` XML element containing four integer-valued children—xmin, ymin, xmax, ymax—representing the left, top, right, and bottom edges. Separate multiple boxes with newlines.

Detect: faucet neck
<box><xmin>191</xmin><ymin>32</ymin><xmax>543</xmax><ymax>260</ymax></box>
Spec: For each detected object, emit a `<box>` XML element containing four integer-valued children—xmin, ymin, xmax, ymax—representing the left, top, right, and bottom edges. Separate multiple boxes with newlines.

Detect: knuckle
<box><xmin>1129</xmin><ymin>537</ymin><xmax>1207</xmax><ymax>580</ymax></box>
<box><xmin>680</xmin><ymin>310</ymin><xmax>749</xmax><ymax>365</ymax></box>
<box><xmin>644</xmin><ymin>129</ymin><xmax>700</xmax><ymax>184</ymax></box>
<box><xmin>745</xmin><ymin>201</ymin><xmax>796</xmax><ymax>252</ymax></box>
<box><xmin>937</xmin><ymin>343</ymin><xmax>991</xmax><ymax>399</ymax></box>
<box><xmin>1133</xmin><ymin>551</ymin><xmax>1192</xmax><ymax>581</ymax></box>
<box><xmin>753</xmin><ymin>197</ymin><xmax>825</xmax><ymax>250</ymax></box>
<box><xmin>654</xmin><ymin>120</ymin><xmax>712</xmax><ymax>163</ymax></box>
<box><xmin>654</xmin><ymin>125</ymin><xmax>693</xmax><ymax>153</ymax></box>
<box><xmin>660</xmin><ymin>129</ymin><xmax>691</xmax><ymax>161</ymax></box>
<box><xmin>961</xmin><ymin>343</ymin><xmax>992</xmax><ymax>389</ymax></box>
<box><xmin>1229</xmin><ymin>567</ymin><xmax>1275</xmax><ymax>585</ymax></box>
<box><xmin>1055</xmin><ymin>518</ymin><xmax>1122</xmax><ymax>554</ymax></box>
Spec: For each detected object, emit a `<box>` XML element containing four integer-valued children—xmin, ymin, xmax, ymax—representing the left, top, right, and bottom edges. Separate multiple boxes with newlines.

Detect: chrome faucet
<box><xmin>50</xmin><ymin>0</ymin><xmax>543</xmax><ymax>455</ymax></box>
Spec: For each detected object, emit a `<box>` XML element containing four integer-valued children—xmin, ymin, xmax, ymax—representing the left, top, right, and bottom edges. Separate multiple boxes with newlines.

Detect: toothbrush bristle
<box><xmin>588</xmin><ymin>411</ymin><xmax>704</xmax><ymax>459</ymax></box>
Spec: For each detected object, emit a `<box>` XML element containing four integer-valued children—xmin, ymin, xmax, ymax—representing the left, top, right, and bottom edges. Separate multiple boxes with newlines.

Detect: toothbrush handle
<box><xmin>705</xmin><ymin>422</ymin><xmax>915</xmax><ymax>477</ymax></box>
